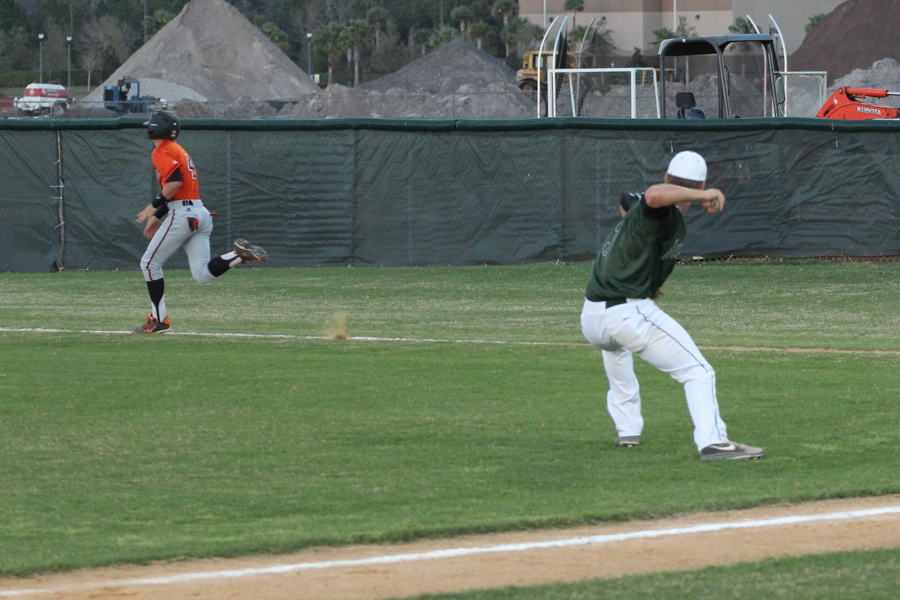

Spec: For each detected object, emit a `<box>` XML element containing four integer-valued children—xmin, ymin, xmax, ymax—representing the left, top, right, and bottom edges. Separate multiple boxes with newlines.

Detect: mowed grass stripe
<box><xmin>1</xmin><ymin>261</ymin><xmax>899</xmax><ymax>577</ymax></box>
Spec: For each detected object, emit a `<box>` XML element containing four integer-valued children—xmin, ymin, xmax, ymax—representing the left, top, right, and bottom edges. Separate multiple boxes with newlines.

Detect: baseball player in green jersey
<box><xmin>580</xmin><ymin>151</ymin><xmax>763</xmax><ymax>461</ymax></box>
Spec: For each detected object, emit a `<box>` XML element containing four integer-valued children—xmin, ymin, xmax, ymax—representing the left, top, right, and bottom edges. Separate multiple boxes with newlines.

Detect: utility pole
<box><xmin>38</xmin><ymin>33</ymin><xmax>45</xmax><ymax>83</ymax></box>
<box><xmin>67</xmin><ymin>35</ymin><xmax>72</xmax><ymax>90</ymax></box>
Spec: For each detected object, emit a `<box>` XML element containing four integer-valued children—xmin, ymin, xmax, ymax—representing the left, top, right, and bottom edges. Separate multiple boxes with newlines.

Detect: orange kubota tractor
<box><xmin>816</xmin><ymin>87</ymin><xmax>900</xmax><ymax>119</ymax></box>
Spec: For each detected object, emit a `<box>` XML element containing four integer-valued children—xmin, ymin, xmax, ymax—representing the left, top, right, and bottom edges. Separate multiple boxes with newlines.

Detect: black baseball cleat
<box><xmin>700</xmin><ymin>441</ymin><xmax>763</xmax><ymax>461</ymax></box>
<box><xmin>234</xmin><ymin>239</ymin><xmax>267</xmax><ymax>263</ymax></box>
<box><xmin>615</xmin><ymin>436</ymin><xmax>640</xmax><ymax>447</ymax></box>
<box><xmin>132</xmin><ymin>316</ymin><xmax>171</xmax><ymax>334</ymax></box>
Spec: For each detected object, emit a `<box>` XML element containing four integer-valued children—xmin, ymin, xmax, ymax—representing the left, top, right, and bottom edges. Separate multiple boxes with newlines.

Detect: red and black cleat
<box><xmin>132</xmin><ymin>316</ymin><xmax>171</xmax><ymax>334</ymax></box>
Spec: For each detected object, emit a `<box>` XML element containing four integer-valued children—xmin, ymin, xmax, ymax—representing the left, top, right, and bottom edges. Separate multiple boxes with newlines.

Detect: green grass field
<box><xmin>1</xmin><ymin>261</ymin><xmax>899</xmax><ymax>593</ymax></box>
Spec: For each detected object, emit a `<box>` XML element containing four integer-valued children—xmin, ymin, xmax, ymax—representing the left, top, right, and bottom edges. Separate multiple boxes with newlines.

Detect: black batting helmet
<box><xmin>145</xmin><ymin>110</ymin><xmax>180</xmax><ymax>140</ymax></box>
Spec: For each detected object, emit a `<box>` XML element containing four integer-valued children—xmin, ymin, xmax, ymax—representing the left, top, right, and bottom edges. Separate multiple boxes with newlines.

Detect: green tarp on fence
<box><xmin>2</xmin><ymin>117</ymin><xmax>900</xmax><ymax>273</ymax></box>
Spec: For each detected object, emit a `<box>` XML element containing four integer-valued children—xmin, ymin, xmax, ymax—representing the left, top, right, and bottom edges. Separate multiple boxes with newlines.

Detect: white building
<box><xmin>518</xmin><ymin>0</ymin><xmax>844</xmax><ymax>59</ymax></box>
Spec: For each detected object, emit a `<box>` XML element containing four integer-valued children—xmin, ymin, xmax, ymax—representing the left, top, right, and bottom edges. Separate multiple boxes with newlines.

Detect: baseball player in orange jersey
<box><xmin>133</xmin><ymin>110</ymin><xmax>267</xmax><ymax>334</ymax></box>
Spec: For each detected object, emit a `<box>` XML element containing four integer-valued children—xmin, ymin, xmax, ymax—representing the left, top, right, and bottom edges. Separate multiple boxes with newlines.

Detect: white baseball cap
<box><xmin>666</xmin><ymin>151</ymin><xmax>707</xmax><ymax>182</ymax></box>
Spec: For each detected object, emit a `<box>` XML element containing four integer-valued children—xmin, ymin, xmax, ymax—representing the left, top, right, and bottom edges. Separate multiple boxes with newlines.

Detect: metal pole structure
<box><xmin>38</xmin><ymin>33</ymin><xmax>44</xmax><ymax>83</ymax></box>
<box><xmin>745</xmin><ymin>15</ymin><xmax>760</xmax><ymax>33</ymax></box>
<box><xmin>549</xmin><ymin>17</ymin><xmax>567</xmax><ymax>118</ymax></box>
<box><xmin>573</xmin><ymin>18</ymin><xmax>595</xmax><ymax>117</ymax></box>
<box><xmin>66</xmin><ymin>35</ymin><xmax>72</xmax><ymax>90</ymax></box>
<box><xmin>536</xmin><ymin>16</ymin><xmax>560</xmax><ymax>118</ymax></box>
<box><xmin>744</xmin><ymin>16</ymin><xmax>767</xmax><ymax>115</ymax></box>
<box><xmin>769</xmin><ymin>14</ymin><xmax>787</xmax><ymax>71</ymax></box>
<box><xmin>543</xmin><ymin>0</ymin><xmax>547</xmax><ymax>28</ymax></box>
<box><xmin>769</xmin><ymin>15</ymin><xmax>788</xmax><ymax>117</ymax></box>
<box><xmin>673</xmin><ymin>0</ymin><xmax>677</xmax><ymax>30</ymax></box>
<box><xmin>307</xmin><ymin>32</ymin><xmax>313</xmax><ymax>78</ymax></box>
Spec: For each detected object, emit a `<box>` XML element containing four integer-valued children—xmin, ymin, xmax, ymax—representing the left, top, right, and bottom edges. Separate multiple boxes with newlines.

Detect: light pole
<box><xmin>306</xmin><ymin>32</ymin><xmax>312</xmax><ymax>78</ymax></box>
<box><xmin>38</xmin><ymin>33</ymin><xmax>45</xmax><ymax>83</ymax></box>
<box><xmin>66</xmin><ymin>35</ymin><xmax>72</xmax><ymax>90</ymax></box>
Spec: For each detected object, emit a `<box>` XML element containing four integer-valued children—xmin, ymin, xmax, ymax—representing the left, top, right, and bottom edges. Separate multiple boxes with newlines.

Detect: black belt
<box><xmin>170</xmin><ymin>200</ymin><xmax>194</xmax><ymax>206</ymax></box>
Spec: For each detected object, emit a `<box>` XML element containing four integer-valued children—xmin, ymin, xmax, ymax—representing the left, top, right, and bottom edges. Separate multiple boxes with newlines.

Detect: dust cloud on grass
<box><xmin>325</xmin><ymin>310</ymin><xmax>349</xmax><ymax>340</ymax></box>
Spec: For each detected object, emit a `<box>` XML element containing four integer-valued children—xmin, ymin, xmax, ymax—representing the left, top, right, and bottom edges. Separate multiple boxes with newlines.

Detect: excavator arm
<box><xmin>816</xmin><ymin>87</ymin><xmax>900</xmax><ymax>119</ymax></box>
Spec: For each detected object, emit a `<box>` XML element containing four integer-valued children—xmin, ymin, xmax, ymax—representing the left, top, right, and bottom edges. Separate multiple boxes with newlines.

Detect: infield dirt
<box><xmin>2</xmin><ymin>495</ymin><xmax>899</xmax><ymax>600</ymax></box>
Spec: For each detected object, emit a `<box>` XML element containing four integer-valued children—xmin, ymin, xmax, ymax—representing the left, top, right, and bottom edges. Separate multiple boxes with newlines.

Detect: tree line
<box><xmin>4</xmin><ymin>0</ymin><xmax>819</xmax><ymax>91</ymax></box>
<box><xmin>0</xmin><ymin>0</ymin><xmax>556</xmax><ymax>89</ymax></box>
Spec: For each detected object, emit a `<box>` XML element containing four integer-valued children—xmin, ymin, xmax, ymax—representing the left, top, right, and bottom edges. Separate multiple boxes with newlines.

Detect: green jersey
<box><xmin>585</xmin><ymin>197</ymin><xmax>686</xmax><ymax>301</ymax></box>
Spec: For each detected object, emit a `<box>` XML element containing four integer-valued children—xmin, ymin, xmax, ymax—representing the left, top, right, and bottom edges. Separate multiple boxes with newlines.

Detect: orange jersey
<box><xmin>152</xmin><ymin>140</ymin><xmax>199</xmax><ymax>201</ymax></box>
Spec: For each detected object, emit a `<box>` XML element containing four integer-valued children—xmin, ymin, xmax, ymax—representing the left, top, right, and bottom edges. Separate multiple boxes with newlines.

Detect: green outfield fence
<box><xmin>2</xmin><ymin>117</ymin><xmax>900</xmax><ymax>273</ymax></box>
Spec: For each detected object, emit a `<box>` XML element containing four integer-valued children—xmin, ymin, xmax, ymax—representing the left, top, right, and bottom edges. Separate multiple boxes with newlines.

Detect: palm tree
<box><xmin>652</xmin><ymin>27</ymin><xmax>677</xmax><ymax>46</ymax></box>
<box><xmin>313</xmin><ymin>22</ymin><xmax>347</xmax><ymax>86</ymax></box>
<box><xmin>366</xmin><ymin>6</ymin><xmax>391</xmax><ymax>51</ymax></box>
<box><xmin>564</xmin><ymin>0</ymin><xmax>584</xmax><ymax>31</ymax></box>
<box><xmin>341</xmin><ymin>19</ymin><xmax>373</xmax><ymax>88</ymax></box>
<box><xmin>492</xmin><ymin>0</ymin><xmax>517</xmax><ymax>26</ymax></box>
<box><xmin>676</xmin><ymin>16</ymin><xmax>697</xmax><ymax>38</ymax></box>
<box><xmin>468</xmin><ymin>21</ymin><xmax>492</xmax><ymax>51</ymax></box>
<box><xmin>429</xmin><ymin>26</ymin><xmax>457</xmax><ymax>49</ymax></box>
<box><xmin>806</xmin><ymin>13</ymin><xmax>826</xmax><ymax>34</ymax></box>
<box><xmin>450</xmin><ymin>6</ymin><xmax>474</xmax><ymax>36</ymax></box>
<box><xmin>411</xmin><ymin>28</ymin><xmax>431</xmax><ymax>58</ymax></box>
<box><xmin>491</xmin><ymin>0</ymin><xmax>517</xmax><ymax>57</ymax></box>
<box><xmin>728</xmin><ymin>17</ymin><xmax>754</xmax><ymax>76</ymax></box>
<box><xmin>728</xmin><ymin>16</ymin><xmax>755</xmax><ymax>35</ymax></box>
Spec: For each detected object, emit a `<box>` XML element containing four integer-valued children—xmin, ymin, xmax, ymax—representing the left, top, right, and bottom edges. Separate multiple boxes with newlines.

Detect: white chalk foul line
<box><xmin>0</xmin><ymin>327</ymin><xmax>565</xmax><ymax>346</ymax></box>
<box><xmin>2</xmin><ymin>505</ymin><xmax>900</xmax><ymax>597</ymax></box>
<box><xmin>3</xmin><ymin>327</ymin><xmax>900</xmax><ymax>354</ymax></box>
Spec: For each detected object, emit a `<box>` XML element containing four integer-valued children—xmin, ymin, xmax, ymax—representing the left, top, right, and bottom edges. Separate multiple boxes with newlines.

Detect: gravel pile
<box><xmin>279</xmin><ymin>39</ymin><xmax>533</xmax><ymax>119</ymax></box>
<box><xmin>82</xmin><ymin>0</ymin><xmax>318</xmax><ymax>115</ymax></box>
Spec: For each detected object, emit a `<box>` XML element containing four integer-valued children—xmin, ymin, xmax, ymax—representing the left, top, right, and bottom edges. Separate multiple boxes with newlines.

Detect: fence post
<box><xmin>53</xmin><ymin>130</ymin><xmax>66</xmax><ymax>271</ymax></box>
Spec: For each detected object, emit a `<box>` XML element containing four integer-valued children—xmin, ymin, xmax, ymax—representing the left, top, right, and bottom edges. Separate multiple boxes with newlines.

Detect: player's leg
<box><xmin>581</xmin><ymin>300</ymin><xmax>643</xmax><ymax>444</ymax></box>
<box><xmin>601</xmin><ymin>347</ymin><xmax>644</xmax><ymax>442</ymax></box>
<box><xmin>134</xmin><ymin>216</ymin><xmax>187</xmax><ymax>333</ymax></box>
<box><xmin>183</xmin><ymin>209</ymin><xmax>216</xmax><ymax>284</ymax></box>
<box><xmin>626</xmin><ymin>300</ymin><xmax>727</xmax><ymax>450</ymax></box>
<box><xmin>184</xmin><ymin>209</ymin><xmax>267</xmax><ymax>284</ymax></box>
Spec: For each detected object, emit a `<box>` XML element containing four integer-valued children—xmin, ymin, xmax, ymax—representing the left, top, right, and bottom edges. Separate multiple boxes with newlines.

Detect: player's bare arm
<box><xmin>644</xmin><ymin>183</ymin><xmax>724</xmax><ymax>213</ymax></box>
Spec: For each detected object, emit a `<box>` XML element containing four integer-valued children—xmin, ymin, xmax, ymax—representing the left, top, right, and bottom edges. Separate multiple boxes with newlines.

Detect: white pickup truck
<box><xmin>15</xmin><ymin>83</ymin><xmax>69</xmax><ymax>116</ymax></box>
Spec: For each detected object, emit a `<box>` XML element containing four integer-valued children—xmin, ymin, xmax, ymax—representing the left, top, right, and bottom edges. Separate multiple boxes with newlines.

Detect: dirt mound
<box><xmin>278</xmin><ymin>39</ymin><xmax>533</xmax><ymax>119</ymax></box>
<box><xmin>361</xmin><ymin>38</ymin><xmax>519</xmax><ymax>94</ymax></box>
<box><xmin>831</xmin><ymin>57</ymin><xmax>900</xmax><ymax>91</ymax></box>
<box><xmin>791</xmin><ymin>0</ymin><xmax>900</xmax><ymax>83</ymax></box>
<box><xmin>83</xmin><ymin>0</ymin><xmax>318</xmax><ymax>108</ymax></box>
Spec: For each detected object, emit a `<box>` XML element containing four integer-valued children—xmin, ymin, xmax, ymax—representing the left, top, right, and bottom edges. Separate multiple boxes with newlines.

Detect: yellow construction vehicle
<box><xmin>515</xmin><ymin>51</ymin><xmax>597</xmax><ymax>91</ymax></box>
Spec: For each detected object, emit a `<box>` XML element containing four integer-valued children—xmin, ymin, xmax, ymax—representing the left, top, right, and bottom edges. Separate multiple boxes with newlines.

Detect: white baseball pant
<box><xmin>140</xmin><ymin>199</ymin><xmax>216</xmax><ymax>285</ymax></box>
<box><xmin>580</xmin><ymin>298</ymin><xmax>728</xmax><ymax>451</ymax></box>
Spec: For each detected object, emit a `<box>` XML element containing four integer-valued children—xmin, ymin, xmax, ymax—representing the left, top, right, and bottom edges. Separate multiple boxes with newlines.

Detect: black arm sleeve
<box><xmin>620</xmin><ymin>192</ymin><xmax>642</xmax><ymax>213</ymax></box>
<box><xmin>153</xmin><ymin>203</ymin><xmax>169</xmax><ymax>220</ymax></box>
<box><xmin>640</xmin><ymin>197</ymin><xmax>670</xmax><ymax>220</ymax></box>
<box><xmin>151</xmin><ymin>193</ymin><xmax>166</xmax><ymax>208</ymax></box>
<box><xmin>166</xmin><ymin>169</ymin><xmax>183</xmax><ymax>184</ymax></box>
